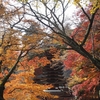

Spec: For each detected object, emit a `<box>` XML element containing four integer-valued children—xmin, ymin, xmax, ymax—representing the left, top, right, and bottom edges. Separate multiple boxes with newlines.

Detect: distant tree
<box><xmin>15</xmin><ymin>0</ymin><xmax>100</xmax><ymax>69</ymax></box>
<box><xmin>16</xmin><ymin>0</ymin><xmax>100</xmax><ymax>99</ymax></box>
<box><xmin>0</xmin><ymin>1</ymin><xmax>49</xmax><ymax>99</ymax></box>
<box><xmin>64</xmin><ymin>8</ymin><xmax>100</xmax><ymax>99</ymax></box>
<box><xmin>2</xmin><ymin>0</ymin><xmax>100</xmax><ymax>99</ymax></box>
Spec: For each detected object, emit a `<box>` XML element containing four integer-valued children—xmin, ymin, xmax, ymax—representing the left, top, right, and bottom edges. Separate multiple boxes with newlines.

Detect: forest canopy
<box><xmin>0</xmin><ymin>0</ymin><xmax>100</xmax><ymax>100</ymax></box>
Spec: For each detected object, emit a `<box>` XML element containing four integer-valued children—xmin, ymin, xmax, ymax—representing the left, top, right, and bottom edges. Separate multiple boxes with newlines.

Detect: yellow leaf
<box><xmin>0</xmin><ymin>47</ymin><xmax>3</xmax><ymax>54</ymax></box>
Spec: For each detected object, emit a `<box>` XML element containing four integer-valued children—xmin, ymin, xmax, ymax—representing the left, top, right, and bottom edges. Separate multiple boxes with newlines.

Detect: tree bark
<box><xmin>62</xmin><ymin>36</ymin><xmax>100</xmax><ymax>70</ymax></box>
<box><xmin>79</xmin><ymin>46</ymin><xmax>100</xmax><ymax>70</ymax></box>
<box><xmin>0</xmin><ymin>85</ymin><xmax>5</xmax><ymax>100</ymax></box>
<box><xmin>0</xmin><ymin>51</ymin><xmax>22</xmax><ymax>100</ymax></box>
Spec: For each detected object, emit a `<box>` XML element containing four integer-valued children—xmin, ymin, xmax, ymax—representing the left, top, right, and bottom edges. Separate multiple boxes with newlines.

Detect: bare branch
<box><xmin>80</xmin><ymin>8</ymin><xmax>99</xmax><ymax>46</ymax></box>
<box><xmin>27</xmin><ymin>2</ymin><xmax>61</xmax><ymax>33</ymax></box>
<box><xmin>78</xmin><ymin>3</ymin><xmax>91</xmax><ymax>21</ymax></box>
<box><xmin>27</xmin><ymin>1</ymin><xmax>69</xmax><ymax>34</ymax></box>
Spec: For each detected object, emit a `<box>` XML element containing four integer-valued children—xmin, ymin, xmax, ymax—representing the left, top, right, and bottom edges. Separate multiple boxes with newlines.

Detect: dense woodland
<box><xmin>0</xmin><ymin>0</ymin><xmax>100</xmax><ymax>100</ymax></box>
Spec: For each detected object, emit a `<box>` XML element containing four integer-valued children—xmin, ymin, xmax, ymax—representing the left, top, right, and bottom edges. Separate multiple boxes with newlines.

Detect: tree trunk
<box><xmin>63</xmin><ymin>38</ymin><xmax>100</xmax><ymax>70</ymax></box>
<box><xmin>0</xmin><ymin>85</ymin><xmax>5</xmax><ymax>100</ymax></box>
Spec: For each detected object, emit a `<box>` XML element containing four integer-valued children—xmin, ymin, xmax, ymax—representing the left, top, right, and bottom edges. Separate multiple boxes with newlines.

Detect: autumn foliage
<box><xmin>0</xmin><ymin>0</ymin><xmax>100</xmax><ymax>100</ymax></box>
<box><xmin>64</xmin><ymin>8</ymin><xmax>100</xmax><ymax>99</ymax></box>
<box><xmin>4</xmin><ymin>72</ymin><xmax>55</xmax><ymax>100</ymax></box>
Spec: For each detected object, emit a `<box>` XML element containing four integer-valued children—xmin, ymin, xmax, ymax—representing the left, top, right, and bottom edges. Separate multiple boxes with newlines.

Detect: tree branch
<box><xmin>78</xmin><ymin>3</ymin><xmax>91</xmax><ymax>21</ymax></box>
<box><xmin>1</xmin><ymin>51</ymin><xmax>23</xmax><ymax>86</ymax></box>
<box><xmin>80</xmin><ymin>8</ymin><xmax>99</xmax><ymax>46</ymax></box>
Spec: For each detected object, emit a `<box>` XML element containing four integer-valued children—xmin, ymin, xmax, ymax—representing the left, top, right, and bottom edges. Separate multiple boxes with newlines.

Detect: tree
<box><xmin>4</xmin><ymin>70</ymin><xmax>56</xmax><ymax>100</ymax></box>
<box><xmin>0</xmin><ymin>1</ymin><xmax>50</xmax><ymax>99</ymax></box>
<box><xmin>64</xmin><ymin>7</ymin><xmax>100</xmax><ymax>99</ymax></box>
<box><xmin>2</xmin><ymin>0</ymin><xmax>100</xmax><ymax>99</ymax></box>
<box><xmin>0</xmin><ymin>5</ymin><xmax>24</xmax><ymax>98</ymax></box>
<box><xmin>15</xmin><ymin>0</ymin><xmax>100</xmax><ymax>99</ymax></box>
<box><xmin>15</xmin><ymin>0</ymin><xmax>100</xmax><ymax>69</ymax></box>
<box><xmin>4</xmin><ymin>53</ymin><xmax>64</xmax><ymax>100</ymax></box>
<box><xmin>0</xmin><ymin>33</ymin><xmax>23</xmax><ymax>100</ymax></box>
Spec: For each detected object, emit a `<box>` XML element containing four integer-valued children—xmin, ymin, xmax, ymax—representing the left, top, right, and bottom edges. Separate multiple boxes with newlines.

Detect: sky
<box><xmin>28</xmin><ymin>0</ymin><xmax>78</xmax><ymax>29</ymax></box>
<box><xmin>3</xmin><ymin>0</ymin><xmax>78</xmax><ymax>30</ymax></box>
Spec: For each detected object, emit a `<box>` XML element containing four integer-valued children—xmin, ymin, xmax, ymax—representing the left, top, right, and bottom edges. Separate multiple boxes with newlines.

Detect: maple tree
<box><xmin>64</xmin><ymin>5</ymin><xmax>100</xmax><ymax>100</ymax></box>
<box><xmin>0</xmin><ymin>4</ymin><xmax>24</xmax><ymax>98</ymax></box>
<box><xmin>15</xmin><ymin>0</ymin><xmax>100</xmax><ymax>99</ymax></box>
<box><xmin>0</xmin><ymin>1</ymin><xmax>63</xmax><ymax>100</ymax></box>
<box><xmin>0</xmin><ymin>0</ymin><xmax>100</xmax><ymax>99</ymax></box>
<box><xmin>14</xmin><ymin>0</ymin><xmax>100</xmax><ymax>69</ymax></box>
<box><xmin>0</xmin><ymin>1</ymin><xmax>52</xmax><ymax>100</ymax></box>
<box><xmin>3</xmin><ymin>50</ymin><xmax>68</xmax><ymax>100</ymax></box>
<box><xmin>4</xmin><ymin>69</ymin><xmax>56</xmax><ymax>100</ymax></box>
